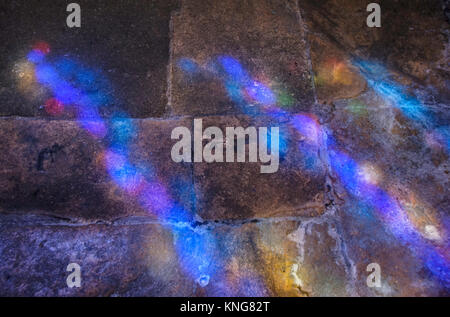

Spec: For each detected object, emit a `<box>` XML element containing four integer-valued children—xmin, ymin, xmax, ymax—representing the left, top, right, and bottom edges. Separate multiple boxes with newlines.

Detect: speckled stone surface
<box><xmin>299</xmin><ymin>0</ymin><xmax>449</xmax><ymax>98</ymax></box>
<box><xmin>192</xmin><ymin>114</ymin><xmax>327</xmax><ymax>220</ymax></box>
<box><xmin>0</xmin><ymin>0</ymin><xmax>179</xmax><ymax>118</ymax></box>
<box><xmin>0</xmin><ymin>217</ymin><xmax>194</xmax><ymax>296</ymax></box>
<box><xmin>0</xmin><ymin>215</ymin><xmax>356</xmax><ymax>296</ymax></box>
<box><xmin>0</xmin><ymin>0</ymin><xmax>448</xmax><ymax>296</ymax></box>
<box><xmin>0</xmin><ymin>117</ymin><xmax>194</xmax><ymax>221</ymax></box>
<box><xmin>171</xmin><ymin>0</ymin><xmax>315</xmax><ymax>116</ymax></box>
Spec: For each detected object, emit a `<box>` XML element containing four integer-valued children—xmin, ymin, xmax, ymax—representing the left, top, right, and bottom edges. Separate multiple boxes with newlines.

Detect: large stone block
<box><xmin>0</xmin><ymin>117</ymin><xmax>194</xmax><ymax>221</ymax></box>
<box><xmin>192</xmin><ymin>114</ymin><xmax>327</xmax><ymax>220</ymax></box>
<box><xmin>0</xmin><ymin>0</ymin><xmax>179</xmax><ymax>118</ymax></box>
<box><xmin>171</xmin><ymin>0</ymin><xmax>315</xmax><ymax>116</ymax></box>
<box><xmin>0</xmin><ymin>218</ymin><xmax>193</xmax><ymax>296</ymax></box>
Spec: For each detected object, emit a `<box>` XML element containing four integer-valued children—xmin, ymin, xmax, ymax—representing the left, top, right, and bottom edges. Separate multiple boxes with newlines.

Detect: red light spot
<box><xmin>32</xmin><ymin>41</ymin><xmax>51</xmax><ymax>55</ymax></box>
<box><xmin>45</xmin><ymin>98</ymin><xmax>64</xmax><ymax>116</ymax></box>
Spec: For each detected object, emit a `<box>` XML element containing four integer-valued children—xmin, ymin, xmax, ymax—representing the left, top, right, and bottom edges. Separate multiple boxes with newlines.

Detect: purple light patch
<box><xmin>245</xmin><ymin>80</ymin><xmax>276</xmax><ymax>105</ymax></box>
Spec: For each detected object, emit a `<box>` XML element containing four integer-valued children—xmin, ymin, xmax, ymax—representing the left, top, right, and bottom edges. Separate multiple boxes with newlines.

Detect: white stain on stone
<box><xmin>287</xmin><ymin>216</ymin><xmax>359</xmax><ymax>296</ymax></box>
<box><xmin>288</xmin><ymin>223</ymin><xmax>307</xmax><ymax>263</ymax></box>
<box><xmin>424</xmin><ymin>225</ymin><xmax>441</xmax><ymax>241</ymax></box>
<box><xmin>290</xmin><ymin>263</ymin><xmax>303</xmax><ymax>288</ymax></box>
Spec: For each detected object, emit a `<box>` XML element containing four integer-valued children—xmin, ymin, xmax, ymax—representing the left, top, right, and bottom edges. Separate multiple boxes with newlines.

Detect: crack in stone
<box><xmin>320</xmin><ymin>119</ymin><xmax>359</xmax><ymax>296</ymax></box>
<box><xmin>283</xmin><ymin>101</ymin><xmax>360</xmax><ymax>296</ymax></box>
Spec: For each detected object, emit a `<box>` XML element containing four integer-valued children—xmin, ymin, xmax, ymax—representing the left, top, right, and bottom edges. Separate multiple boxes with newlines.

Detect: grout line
<box><xmin>164</xmin><ymin>4</ymin><xmax>176</xmax><ymax>118</ymax></box>
<box><xmin>0</xmin><ymin>210</ymin><xmax>328</xmax><ymax>229</ymax></box>
<box><xmin>294</xmin><ymin>0</ymin><xmax>318</xmax><ymax>106</ymax></box>
<box><xmin>0</xmin><ymin>115</ymin><xmax>195</xmax><ymax>122</ymax></box>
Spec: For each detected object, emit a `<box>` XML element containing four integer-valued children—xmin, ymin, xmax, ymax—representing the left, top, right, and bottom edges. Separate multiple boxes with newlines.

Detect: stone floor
<box><xmin>0</xmin><ymin>0</ymin><xmax>448</xmax><ymax>296</ymax></box>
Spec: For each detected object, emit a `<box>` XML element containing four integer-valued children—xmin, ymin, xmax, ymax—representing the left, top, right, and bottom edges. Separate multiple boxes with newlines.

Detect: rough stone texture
<box><xmin>193</xmin><ymin>114</ymin><xmax>327</xmax><ymax>220</ymax></box>
<box><xmin>0</xmin><ymin>0</ymin><xmax>449</xmax><ymax>297</ymax></box>
<box><xmin>336</xmin><ymin>200</ymin><xmax>447</xmax><ymax>297</ymax></box>
<box><xmin>1</xmin><ymin>211</ymin><xmax>446</xmax><ymax>296</ymax></box>
<box><xmin>308</xmin><ymin>34</ymin><xmax>367</xmax><ymax>103</ymax></box>
<box><xmin>321</xmin><ymin>91</ymin><xmax>449</xmax><ymax>216</ymax></box>
<box><xmin>201</xmin><ymin>219</ymin><xmax>352</xmax><ymax>297</ymax></box>
<box><xmin>0</xmin><ymin>215</ymin><xmax>358</xmax><ymax>296</ymax></box>
<box><xmin>302</xmin><ymin>0</ymin><xmax>449</xmax><ymax>221</ymax></box>
<box><xmin>301</xmin><ymin>0</ymin><xmax>450</xmax><ymax>296</ymax></box>
<box><xmin>0</xmin><ymin>0</ymin><xmax>179</xmax><ymax>118</ymax></box>
<box><xmin>314</xmin><ymin>91</ymin><xmax>449</xmax><ymax>295</ymax></box>
<box><xmin>0</xmin><ymin>117</ymin><xmax>194</xmax><ymax>221</ymax></box>
<box><xmin>299</xmin><ymin>0</ymin><xmax>449</xmax><ymax>99</ymax></box>
<box><xmin>0</xmin><ymin>217</ymin><xmax>194</xmax><ymax>296</ymax></box>
<box><xmin>171</xmin><ymin>0</ymin><xmax>315</xmax><ymax>116</ymax></box>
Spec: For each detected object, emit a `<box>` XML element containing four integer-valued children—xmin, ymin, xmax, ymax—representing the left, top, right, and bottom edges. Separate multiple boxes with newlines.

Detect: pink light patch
<box><xmin>32</xmin><ymin>41</ymin><xmax>51</xmax><ymax>55</ymax></box>
<box><xmin>44</xmin><ymin>98</ymin><xmax>64</xmax><ymax>116</ymax></box>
